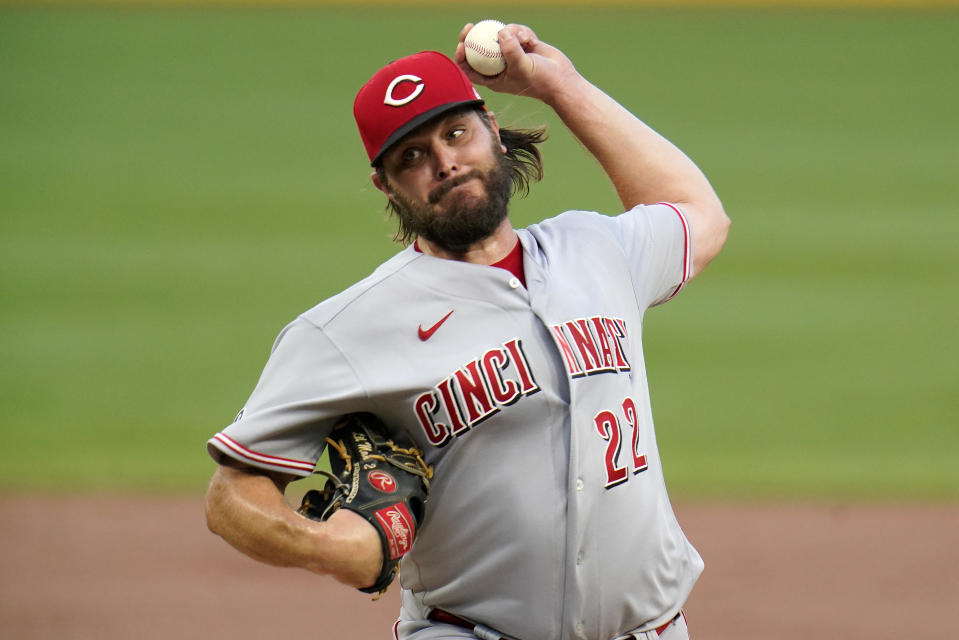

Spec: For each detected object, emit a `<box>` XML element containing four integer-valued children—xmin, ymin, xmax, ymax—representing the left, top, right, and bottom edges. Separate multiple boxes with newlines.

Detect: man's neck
<box><xmin>416</xmin><ymin>219</ymin><xmax>518</xmax><ymax>265</ymax></box>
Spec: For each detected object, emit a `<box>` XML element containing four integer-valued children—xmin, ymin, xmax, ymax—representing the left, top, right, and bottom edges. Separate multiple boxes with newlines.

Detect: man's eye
<box><xmin>448</xmin><ymin>128</ymin><xmax>466</xmax><ymax>141</ymax></box>
<box><xmin>401</xmin><ymin>148</ymin><xmax>422</xmax><ymax>164</ymax></box>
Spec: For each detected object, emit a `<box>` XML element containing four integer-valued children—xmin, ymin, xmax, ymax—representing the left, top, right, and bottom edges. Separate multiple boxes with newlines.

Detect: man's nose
<box><xmin>432</xmin><ymin>144</ymin><xmax>459</xmax><ymax>180</ymax></box>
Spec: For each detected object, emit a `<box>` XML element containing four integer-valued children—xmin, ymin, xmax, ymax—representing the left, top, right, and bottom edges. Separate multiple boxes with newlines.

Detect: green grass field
<box><xmin>1</xmin><ymin>5</ymin><xmax>956</xmax><ymax>498</ymax></box>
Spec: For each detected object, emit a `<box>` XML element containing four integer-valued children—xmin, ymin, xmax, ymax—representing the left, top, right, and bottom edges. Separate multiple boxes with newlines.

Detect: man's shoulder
<box><xmin>528</xmin><ymin>208</ymin><xmax>624</xmax><ymax>232</ymax></box>
<box><xmin>298</xmin><ymin>247</ymin><xmax>421</xmax><ymax>329</ymax></box>
<box><xmin>524</xmin><ymin>204</ymin><xmax>669</xmax><ymax>241</ymax></box>
<box><xmin>522</xmin><ymin>209</ymin><xmax>622</xmax><ymax>248</ymax></box>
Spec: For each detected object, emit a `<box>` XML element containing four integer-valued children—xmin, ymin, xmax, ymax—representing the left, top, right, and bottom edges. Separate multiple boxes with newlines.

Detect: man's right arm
<box><xmin>204</xmin><ymin>461</ymin><xmax>383</xmax><ymax>589</ymax></box>
<box><xmin>456</xmin><ymin>23</ymin><xmax>730</xmax><ymax>278</ymax></box>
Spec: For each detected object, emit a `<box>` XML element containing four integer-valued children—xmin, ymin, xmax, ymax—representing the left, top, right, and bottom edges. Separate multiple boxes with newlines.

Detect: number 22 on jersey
<box><xmin>594</xmin><ymin>397</ymin><xmax>649</xmax><ymax>489</ymax></box>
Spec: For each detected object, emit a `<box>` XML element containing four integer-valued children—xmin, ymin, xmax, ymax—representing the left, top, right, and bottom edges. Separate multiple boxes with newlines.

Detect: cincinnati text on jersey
<box><xmin>413</xmin><ymin>316</ymin><xmax>631</xmax><ymax>447</ymax></box>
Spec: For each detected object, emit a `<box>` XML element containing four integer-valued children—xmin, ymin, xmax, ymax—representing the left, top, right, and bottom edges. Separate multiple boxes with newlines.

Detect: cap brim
<box><xmin>371</xmin><ymin>99</ymin><xmax>485</xmax><ymax>166</ymax></box>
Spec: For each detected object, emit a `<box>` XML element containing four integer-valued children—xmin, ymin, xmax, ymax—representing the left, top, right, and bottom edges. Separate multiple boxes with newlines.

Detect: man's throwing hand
<box><xmin>455</xmin><ymin>22</ymin><xmax>579</xmax><ymax>103</ymax></box>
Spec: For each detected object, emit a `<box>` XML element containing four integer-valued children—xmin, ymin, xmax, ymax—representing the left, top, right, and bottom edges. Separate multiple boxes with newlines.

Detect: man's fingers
<box><xmin>496</xmin><ymin>27</ymin><xmax>529</xmax><ymax>72</ymax></box>
<box><xmin>505</xmin><ymin>24</ymin><xmax>538</xmax><ymax>50</ymax></box>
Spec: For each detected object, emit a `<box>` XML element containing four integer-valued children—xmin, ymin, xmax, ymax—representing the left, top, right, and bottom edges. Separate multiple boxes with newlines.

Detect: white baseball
<box><xmin>464</xmin><ymin>19</ymin><xmax>507</xmax><ymax>76</ymax></box>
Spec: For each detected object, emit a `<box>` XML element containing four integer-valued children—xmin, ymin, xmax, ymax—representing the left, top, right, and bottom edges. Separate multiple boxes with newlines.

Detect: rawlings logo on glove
<box><xmin>374</xmin><ymin>503</ymin><xmax>416</xmax><ymax>559</ymax></box>
<box><xmin>297</xmin><ymin>413</ymin><xmax>433</xmax><ymax>596</ymax></box>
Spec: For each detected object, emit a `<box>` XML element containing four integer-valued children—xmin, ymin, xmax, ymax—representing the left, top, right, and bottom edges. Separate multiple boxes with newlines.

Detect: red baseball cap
<box><xmin>354</xmin><ymin>51</ymin><xmax>485</xmax><ymax>166</ymax></box>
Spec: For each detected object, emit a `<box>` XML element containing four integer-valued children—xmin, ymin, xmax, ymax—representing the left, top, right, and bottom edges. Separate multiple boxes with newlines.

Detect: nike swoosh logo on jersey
<box><xmin>418</xmin><ymin>310</ymin><xmax>454</xmax><ymax>341</ymax></box>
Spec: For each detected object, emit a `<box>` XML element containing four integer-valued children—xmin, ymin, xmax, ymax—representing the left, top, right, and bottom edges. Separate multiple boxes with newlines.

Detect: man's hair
<box><xmin>375</xmin><ymin>108</ymin><xmax>547</xmax><ymax>245</ymax></box>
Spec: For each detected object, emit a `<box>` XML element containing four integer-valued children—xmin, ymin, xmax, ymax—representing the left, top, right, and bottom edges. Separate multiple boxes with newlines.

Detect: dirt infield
<box><xmin>2</xmin><ymin>496</ymin><xmax>957</xmax><ymax>640</ymax></box>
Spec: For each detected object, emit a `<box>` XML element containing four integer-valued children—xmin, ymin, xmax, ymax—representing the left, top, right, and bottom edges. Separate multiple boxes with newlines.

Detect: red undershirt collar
<box><xmin>413</xmin><ymin>238</ymin><xmax>526</xmax><ymax>287</ymax></box>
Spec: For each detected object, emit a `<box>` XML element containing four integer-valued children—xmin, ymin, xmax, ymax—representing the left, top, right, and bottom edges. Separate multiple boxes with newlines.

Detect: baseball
<box><xmin>464</xmin><ymin>19</ymin><xmax>507</xmax><ymax>76</ymax></box>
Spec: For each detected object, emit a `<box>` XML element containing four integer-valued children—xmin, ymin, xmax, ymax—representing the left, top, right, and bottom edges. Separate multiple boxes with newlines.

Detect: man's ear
<box><xmin>371</xmin><ymin>170</ymin><xmax>389</xmax><ymax>196</ymax></box>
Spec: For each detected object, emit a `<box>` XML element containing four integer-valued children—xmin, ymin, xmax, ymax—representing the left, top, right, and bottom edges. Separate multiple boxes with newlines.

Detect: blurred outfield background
<box><xmin>1</xmin><ymin>2</ymin><xmax>956</xmax><ymax>499</ymax></box>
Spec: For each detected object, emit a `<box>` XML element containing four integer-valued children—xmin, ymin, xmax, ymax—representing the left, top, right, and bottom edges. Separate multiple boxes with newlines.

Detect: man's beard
<box><xmin>389</xmin><ymin>153</ymin><xmax>512</xmax><ymax>257</ymax></box>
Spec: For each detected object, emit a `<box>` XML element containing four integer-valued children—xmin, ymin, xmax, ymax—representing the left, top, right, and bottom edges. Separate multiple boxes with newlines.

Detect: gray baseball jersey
<box><xmin>208</xmin><ymin>202</ymin><xmax>702</xmax><ymax>640</ymax></box>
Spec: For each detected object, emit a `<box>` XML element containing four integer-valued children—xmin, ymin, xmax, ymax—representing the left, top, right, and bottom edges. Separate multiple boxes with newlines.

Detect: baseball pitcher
<box><xmin>205</xmin><ymin>21</ymin><xmax>730</xmax><ymax>640</ymax></box>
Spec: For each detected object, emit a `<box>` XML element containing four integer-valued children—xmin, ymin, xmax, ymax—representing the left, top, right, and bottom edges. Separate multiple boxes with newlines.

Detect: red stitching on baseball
<box><xmin>466</xmin><ymin>41</ymin><xmax>503</xmax><ymax>59</ymax></box>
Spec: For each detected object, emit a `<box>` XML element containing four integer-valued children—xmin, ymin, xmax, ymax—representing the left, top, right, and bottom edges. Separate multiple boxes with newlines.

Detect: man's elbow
<box><xmin>204</xmin><ymin>470</ymin><xmax>229</xmax><ymax>536</ymax></box>
<box><xmin>714</xmin><ymin>203</ymin><xmax>731</xmax><ymax>249</ymax></box>
<box><xmin>690</xmin><ymin>200</ymin><xmax>730</xmax><ymax>276</ymax></box>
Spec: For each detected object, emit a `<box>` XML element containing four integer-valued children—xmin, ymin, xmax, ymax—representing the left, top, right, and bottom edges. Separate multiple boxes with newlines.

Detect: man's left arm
<box><xmin>456</xmin><ymin>23</ymin><xmax>730</xmax><ymax>277</ymax></box>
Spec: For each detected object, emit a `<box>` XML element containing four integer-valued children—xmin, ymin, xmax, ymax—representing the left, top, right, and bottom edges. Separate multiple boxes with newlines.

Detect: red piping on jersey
<box><xmin>212</xmin><ymin>432</ymin><xmax>315</xmax><ymax>473</ymax></box>
<box><xmin>656</xmin><ymin>202</ymin><xmax>691</xmax><ymax>303</ymax></box>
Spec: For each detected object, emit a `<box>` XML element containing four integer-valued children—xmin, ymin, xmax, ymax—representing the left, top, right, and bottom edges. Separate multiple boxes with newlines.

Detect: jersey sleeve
<box><xmin>206</xmin><ymin>316</ymin><xmax>366</xmax><ymax>477</ymax></box>
<box><xmin>611</xmin><ymin>202</ymin><xmax>692</xmax><ymax>309</ymax></box>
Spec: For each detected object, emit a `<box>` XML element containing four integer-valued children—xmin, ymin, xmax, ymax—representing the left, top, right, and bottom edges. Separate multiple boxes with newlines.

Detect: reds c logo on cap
<box><xmin>384</xmin><ymin>74</ymin><xmax>424</xmax><ymax>107</ymax></box>
<box><xmin>354</xmin><ymin>51</ymin><xmax>485</xmax><ymax>165</ymax></box>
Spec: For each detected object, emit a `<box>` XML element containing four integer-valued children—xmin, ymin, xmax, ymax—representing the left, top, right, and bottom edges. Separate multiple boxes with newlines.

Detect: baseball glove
<box><xmin>298</xmin><ymin>412</ymin><xmax>433</xmax><ymax>596</ymax></box>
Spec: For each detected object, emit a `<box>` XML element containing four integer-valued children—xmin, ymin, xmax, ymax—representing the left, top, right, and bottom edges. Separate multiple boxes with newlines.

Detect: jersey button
<box><xmin>575</xmin><ymin>478</ymin><xmax>584</xmax><ymax>491</ymax></box>
<box><xmin>576</xmin><ymin>551</ymin><xmax>584</xmax><ymax>565</ymax></box>
<box><xmin>508</xmin><ymin>277</ymin><xmax>521</xmax><ymax>289</ymax></box>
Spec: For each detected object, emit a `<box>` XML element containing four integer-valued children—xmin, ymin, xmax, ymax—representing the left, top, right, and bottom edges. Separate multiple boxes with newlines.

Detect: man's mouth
<box><xmin>429</xmin><ymin>172</ymin><xmax>481</xmax><ymax>205</ymax></box>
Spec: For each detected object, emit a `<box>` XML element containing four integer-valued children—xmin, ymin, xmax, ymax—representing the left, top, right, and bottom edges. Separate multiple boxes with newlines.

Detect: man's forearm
<box><xmin>545</xmin><ymin>74</ymin><xmax>721</xmax><ymax>214</ymax></box>
<box><xmin>204</xmin><ymin>464</ymin><xmax>381</xmax><ymax>588</ymax></box>
<box><xmin>547</xmin><ymin>74</ymin><xmax>729</xmax><ymax>275</ymax></box>
<box><xmin>461</xmin><ymin>23</ymin><xmax>729</xmax><ymax>275</ymax></box>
